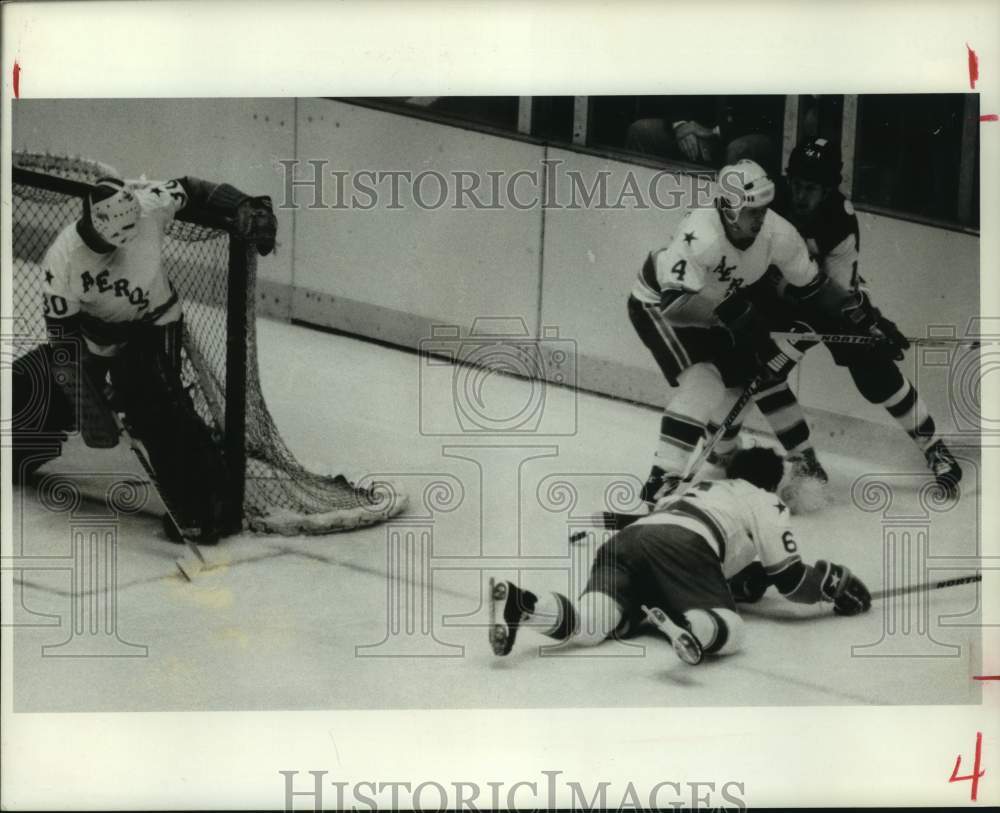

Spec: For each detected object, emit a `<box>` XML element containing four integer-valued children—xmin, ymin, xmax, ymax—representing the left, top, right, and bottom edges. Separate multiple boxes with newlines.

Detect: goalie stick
<box><xmin>109</xmin><ymin>410</ymin><xmax>208</xmax><ymax>581</ymax></box>
<box><xmin>569</xmin><ymin>374</ymin><xmax>765</xmax><ymax>542</ymax></box>
<box><xmin>769</xmin><ymin>330</ymin><xmax>982</xmax><ymax>349</ymax></box>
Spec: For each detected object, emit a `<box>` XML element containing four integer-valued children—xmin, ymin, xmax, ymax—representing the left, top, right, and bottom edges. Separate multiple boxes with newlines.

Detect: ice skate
<box><xmin>786</xmin><ymin>447</ymin><xmax>828</xmax><ymax>484</ymax></box>
<box><xmin>925</xmin><ymin>439</ymin><xmax>962</xmax><ymax>499</ymax></box>
<box><xmin>488</xmin><ymin>578</ymin><xmax>537</xmax><ymax>656</ymax></box>
<box><xmin>780</xmin><ymin>447</ymin><xmax>830</xmax><ymax>514</ymax></box>
<box><xmin>641</xmin><ymin>604</ymin><xmax>704</xmax><ymax>665</ymax></box>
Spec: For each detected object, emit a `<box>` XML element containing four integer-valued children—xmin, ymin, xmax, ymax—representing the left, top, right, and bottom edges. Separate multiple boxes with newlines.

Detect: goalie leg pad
<box><xmin>112</xmin><ymin>324</ymin><xmax>234</xmax><ymax>541</ymax></box>
<box><xmin>11</xmin><ymin>345</ymin><xmax>74</xmax><ymax>481</ymax></box>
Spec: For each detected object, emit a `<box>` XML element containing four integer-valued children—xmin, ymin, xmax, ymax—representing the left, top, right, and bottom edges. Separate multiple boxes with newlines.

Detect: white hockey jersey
<box><xmin>41</xmin><ymin>179</ymin><xmax>190</xmax><ymax>355</ymax></box>
<box><xmin>633</xmin><ymin>478</ymin><xmax>802</xmax><ymax>581</ymax></box>
<box><xmin>631</xmin><ymin>206</ymin><xmax>819</xmax><ymax>327</ymax></box>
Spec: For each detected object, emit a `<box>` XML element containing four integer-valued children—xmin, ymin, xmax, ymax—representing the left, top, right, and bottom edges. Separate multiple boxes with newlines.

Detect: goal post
<box><xmin>10</xmin><ymin>152</ymin><xmax>408</xmax><ymax>535</ymax></box>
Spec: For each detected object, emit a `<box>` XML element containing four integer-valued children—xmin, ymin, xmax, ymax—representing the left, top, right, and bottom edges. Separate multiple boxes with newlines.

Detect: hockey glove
<box><xmin>841</xmin><ymin>290</ymin><xmax>908</xmax><ymax>361</ymax></box>
<box><xmin>815</xmin><ymin>559</ymin><xmax>872</xmax><ymax>616</ymax></box>
<box><xmin>235</xmin><ymin>196</ymin><xmax>278</xmax><ymax>256</ymax></box>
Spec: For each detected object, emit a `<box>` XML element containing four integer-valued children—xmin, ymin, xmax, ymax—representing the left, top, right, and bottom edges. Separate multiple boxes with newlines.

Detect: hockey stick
<box><xmin>110</xmin><ymin>410</ymin><xmax>208</xmax><ymax>581</ymax></box>
<box><xmin>770</xmin><ymin>330</ymin><xmax>982</xmax><ymax>349</ymax></box>
<box><xmin>569</xmin><ymin>374</ymin><xmax>765</xmax><ymax>541</ymax></box>
<box><xmin>870</xmin><ymin>571</ymin><xmax>981</xmax><ymax>601</ymax></box>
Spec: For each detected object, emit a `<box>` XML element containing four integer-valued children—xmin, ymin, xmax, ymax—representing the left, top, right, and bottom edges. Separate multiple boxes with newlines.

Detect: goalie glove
<box><xmin>815</xmin><ymin>559</ymin><xmax>872</xmax><ymax>616</ymax></box>
<box><xmin>235</xmin><ymin>196</ymin><xmax>278</xmax><ymax>256</ymax></box>
<box><xmin>841</xmin><ymin>290</ymin><xmax>909</xmax><ymax>361</ymax></box>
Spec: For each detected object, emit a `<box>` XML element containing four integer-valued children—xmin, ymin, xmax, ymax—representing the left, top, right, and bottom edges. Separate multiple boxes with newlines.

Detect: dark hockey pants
<box><xmin>11</xmin><ymin>324</ymin><xmax>232</xmax><ymax>537</ymax></box>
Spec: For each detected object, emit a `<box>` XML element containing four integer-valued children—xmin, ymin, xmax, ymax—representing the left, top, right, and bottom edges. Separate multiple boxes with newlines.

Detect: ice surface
<box><xmin>10</xmin><ymin>318</ymin><xmax>982</xmax><ymax>711</ymax></box>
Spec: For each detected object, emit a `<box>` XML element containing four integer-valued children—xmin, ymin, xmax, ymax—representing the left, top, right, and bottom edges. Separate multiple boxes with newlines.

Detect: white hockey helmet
<box><xmin>88</xmin><ymin>177</ymin><xmax>141</xmax><ymax>247</ymax></box>
<box><xmin>717</xmin><ymin>159</ymin><xmax>775</xmax><ymax>218</ymax></box>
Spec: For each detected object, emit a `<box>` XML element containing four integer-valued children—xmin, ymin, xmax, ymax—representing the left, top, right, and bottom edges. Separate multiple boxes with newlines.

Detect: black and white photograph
<box><xmin>2</xmin><ymin>2</ymin><xmax>998</xmax><ymax>810</ymax></box>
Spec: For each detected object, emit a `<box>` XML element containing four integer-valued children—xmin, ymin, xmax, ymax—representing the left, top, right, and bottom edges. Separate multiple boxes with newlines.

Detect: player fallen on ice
<box><xmin>627</xmin><ymin>159</ymin><xmax>908</xmax><ymax>513</ymax></box>
<box><xmin>738</xmin><ymin>138</ymin><xmax>962</xmax><ymax>499</ymax></box>
<box><xmin>11</xmin><ymin>174</ymin><xmax>277</xmax><ymax>544</ymax></box>
<box><xmin>488</xmin><ymin>447</ymin><xmax>871</xmax><ymax>664</ymax></box>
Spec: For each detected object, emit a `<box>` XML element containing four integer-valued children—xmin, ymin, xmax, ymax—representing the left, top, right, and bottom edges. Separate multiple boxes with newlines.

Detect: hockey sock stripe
<box><xmin>702</xmin><ymin>609</ymin><xmax>729</xmax><ymax>654</ymax></box>
<box><xmin>881</xmin><ymin>380</ymin><xmax>935</xmax><ymax>445</ymax></box>
<box><xmin>775</xmin><ymin>422</ymin><xmax>811</xmax><ymax>452</ymax></box>
<box><xmin>884</xmin><ymin>384</ymin><xmax>917</xmax><ymax>418</ymax></box>
<box><xmin>543</xmin><ymin>593</ymin><xmax>579</xmax><ymax>641</ymax></box>
<box><xmin>910</xmin><ymin>416</ymin><xmax>938</xmax><ymax>449</ymax></box>
<box><xmin>660</xmin><ymin>413</ymin><xmax>704</xmax><ymax>450</ymax></box>
<box><xmin>647</xmin><ymin>306</ymin><xmax>692</xmax><ymax>369</ymax></box>
<box><xmin>755</xmin><ymin>384</ymin><xmax>799</xmax><ymax>414</ymax></box>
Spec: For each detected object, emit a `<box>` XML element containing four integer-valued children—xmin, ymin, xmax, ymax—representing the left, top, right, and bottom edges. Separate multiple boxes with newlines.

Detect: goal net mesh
<box><xmin>11</xmin><ymin>152</ymin><xmax>406</xmax><ymax>535</ymax></box>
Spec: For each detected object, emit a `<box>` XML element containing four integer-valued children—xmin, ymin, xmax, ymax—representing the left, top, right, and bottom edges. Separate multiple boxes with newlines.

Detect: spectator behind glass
<box><xmin>625</xmin><ymin>96</ymin><xmax>782</xmax><ymax>175</ymax></box>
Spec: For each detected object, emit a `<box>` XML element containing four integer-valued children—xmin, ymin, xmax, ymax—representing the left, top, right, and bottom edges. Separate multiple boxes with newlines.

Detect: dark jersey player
<box><xmin>488</xmin><ymin>447</ymin><xmax>871</xmax><ymax>665</ymax></box>
<box><xmin>11</xmin><ymin>174</ymin><xmax>277</xmax><ymax>543</ymax></box>
<box><xmin>735</xmin><ymin>138</ymin><xmax>962</xmax><ymax>499</ymax></box>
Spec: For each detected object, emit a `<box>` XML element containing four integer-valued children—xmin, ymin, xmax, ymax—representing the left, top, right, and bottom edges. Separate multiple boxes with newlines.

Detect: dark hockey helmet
<box><xmin>725</xmin><ymin>446</ymin><xmax>785</xmax><ymax>493</ymax></box>
<box><xmin>786</xmin><ymin>137</ymin><xmax>842</xmax><ymax>187</ymax></box>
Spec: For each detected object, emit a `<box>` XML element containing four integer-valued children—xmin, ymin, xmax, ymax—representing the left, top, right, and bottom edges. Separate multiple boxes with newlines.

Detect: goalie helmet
<box><xmin>787</xmin><ymin>137</ymin><xmax>842</xmax><ymax>187</ymax></box>
<box><xmin>87</xmin><ymin>177</ymin><xmax>141</xmax><ymax>247</ymax></box>
<box><xmin>717</xmin><ymin>159</ymin><xmax>775</xmax><ymax>218</ymax></box>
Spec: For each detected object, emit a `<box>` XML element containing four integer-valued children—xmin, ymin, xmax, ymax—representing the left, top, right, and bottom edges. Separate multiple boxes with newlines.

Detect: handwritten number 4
<box><xmin>950</xmin><ymin>731</ymin><xmax>985</xmax><ymax>801</ymax></box>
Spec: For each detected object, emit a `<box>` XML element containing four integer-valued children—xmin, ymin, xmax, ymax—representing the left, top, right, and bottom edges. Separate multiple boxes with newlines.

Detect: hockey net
<box><xmin>11</xmin><ymin>152</ymin><xmax>407</xmax><ymax>535</ymax></box>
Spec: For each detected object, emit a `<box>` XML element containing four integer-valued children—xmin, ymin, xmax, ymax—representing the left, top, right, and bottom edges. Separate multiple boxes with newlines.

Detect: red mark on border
<box><xmin>968</xmin><ymin>44</ymin><xmax>979</xmax><ymax>89</ymax></box>
<box><xmin>974</xmin><ymin>675</ymin><xmax>1000</xmax><ymax>680</ymax></box>
<box><xmin>950</xmin><ymin>731</ymin><xmax>985</xmax><ymax>801</ymax></box>
<box><xmin>12</xmin><ymin>60</ymin><xmax>20</xmax><ymax>99</ymax></box>
<box><xmin>982</xmin><ymin>114</ymin><xmax>999</xmax><ymax>122</ymax></box>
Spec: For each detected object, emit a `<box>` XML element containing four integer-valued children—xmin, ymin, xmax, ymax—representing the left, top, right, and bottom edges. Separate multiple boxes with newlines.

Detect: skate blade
<box><xmin>641</xmin><ymin>604</ymin><xmax>703</xmax><ymax>665</ymax></box>
<box><xmin>670</xmin><ymin>630</ymin><xmax>704</xmax><ymax>666</ymax></box>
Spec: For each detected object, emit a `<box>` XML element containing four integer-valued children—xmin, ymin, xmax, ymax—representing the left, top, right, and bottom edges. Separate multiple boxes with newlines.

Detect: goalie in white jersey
<box><xmin>626</xmin><ymin>159</ymin><xmax>905</xmax><ymax>506</ymax></box>
<box><xmin>488</xmin><ymin>447</ymin><xmax>871</xmax><ymax>664</ymax></box>
<box><xmin>12</xmin><ymin>173</ymin><xmax>277</xmax><ymax>543</ymax></box>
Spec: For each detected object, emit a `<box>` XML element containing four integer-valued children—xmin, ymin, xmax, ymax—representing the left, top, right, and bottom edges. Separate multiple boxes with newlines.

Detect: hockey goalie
<box><xmin>11</xmin><ymin>174</ymin><xmax>277</xmax><ymax>544</ymax></box>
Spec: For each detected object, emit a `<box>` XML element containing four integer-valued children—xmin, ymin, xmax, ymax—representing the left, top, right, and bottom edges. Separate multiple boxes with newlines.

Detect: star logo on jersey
<box><xmin>775</xmin><ymin>501</ymin><xmax>787</xmax><ymax>514</ymax></box>
<box><xmin>683</xmin><ymin>231</ymin><xmax>697</xmax><ymax>245</ymax></box>
<box><xmin>44</xmin><ymin>269</ymin><xmax>54</xmax><ymax>285</ymax></box>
